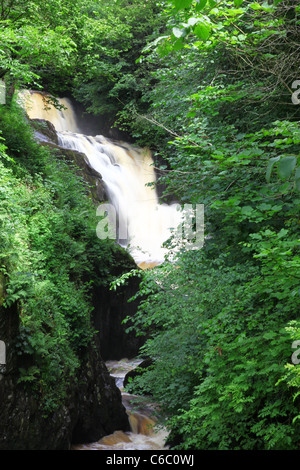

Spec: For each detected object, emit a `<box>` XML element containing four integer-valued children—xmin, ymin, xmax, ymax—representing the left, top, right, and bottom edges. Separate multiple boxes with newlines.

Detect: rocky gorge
<box><xmin>0</xmin><ymin>99</ymin><xmax>145</xmax><ymax>450</ymax></box>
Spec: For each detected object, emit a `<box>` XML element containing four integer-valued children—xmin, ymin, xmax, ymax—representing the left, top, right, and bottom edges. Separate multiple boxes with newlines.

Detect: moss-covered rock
<box><xmin>0</xmin><ymin>274</ymin><xmax>4</xmax><ymax>308</ymax></box>
<box><xmin>30</xmin><ymin>118</ymin><xmax>107</xmax><ymax>204</ymax></box>
<box><xmin>0</xmin><ymin>300</ymin><xmax>130</xmax><ymax>450</ymax></box>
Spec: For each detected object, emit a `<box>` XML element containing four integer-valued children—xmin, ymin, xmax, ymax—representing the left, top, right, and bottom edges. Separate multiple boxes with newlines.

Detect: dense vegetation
<box><xmin>1</xmin><ymin>0</ymin><xmax>300</xmax><ymax>449</ymax></box>
<box><xmin>112</xmin><ymin>0</ymin><xmax>300</xmax><ymax>450</ymax></box>
<box><xmin>0</xmin><ymin>101</ymin><xmax>133</xmax><ymax>412</ymax></box>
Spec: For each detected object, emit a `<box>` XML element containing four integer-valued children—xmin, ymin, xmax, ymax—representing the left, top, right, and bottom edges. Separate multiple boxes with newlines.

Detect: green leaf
<box><xmin>194</xmin><ymin>22</ymin><xmax>211</xmax><ymax>41</ymax></box>
<box><xmin>266</xmin><ymin>156</ymin><xmax>280</xmax><ymax>183</ymax></box>
<box><xmin>234</xmin><ymin>0</ymin><xmax>244</xmax><ymax>6</ymax></box>
<box><xmin>173</xmin><ymin>38</ymin><xmax>185</xmax><ymax>50</ymax></box>
<box><xmin>277</xmin><ymin>156</ymin><xmax>297</xmax><ymax>180</ymax></box>
<box><xmin>250</xmin><ymin>2</ymin><xmax>262</xmax><ymax>10</ymax></box>
<box><xmin>172</xmin><ymin>27</ymin><xmax>186</xmax><ymax>38</ymax></box>
<box><xmin>173</xmin><ymin>0</ymin><xmax>193</xmax><ymax>10</ymax></box>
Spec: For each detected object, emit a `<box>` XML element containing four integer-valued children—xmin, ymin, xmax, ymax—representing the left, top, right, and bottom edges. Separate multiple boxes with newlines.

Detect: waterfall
<box><xmin>21</xmin><ymin>91</ymin><xmax>172</xmax><ymax>449</ymax></box>
<box><xmin>21</xmin><ymin>91</ymin><xmax>182</xmax><ymax>267</ymax></box>
<box><xmin>72</xmin><ymin>359</ymin><xmax>169</xmax><ymax>450</ymax></box>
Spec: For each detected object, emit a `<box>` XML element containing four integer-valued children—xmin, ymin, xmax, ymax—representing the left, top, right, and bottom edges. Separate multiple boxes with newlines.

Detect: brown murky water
<box><xmin>72</xmin><ymin>359</ymin><xmax>169</xmax><ymax>451</ymax></box>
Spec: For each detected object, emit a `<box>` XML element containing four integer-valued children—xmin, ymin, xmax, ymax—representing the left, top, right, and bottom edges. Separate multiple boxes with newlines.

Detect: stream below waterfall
<box><xmin>72</xmin><ymin>358</ymin><xmax>169</xmax><ymax>451</ymax></box>
<box><xmin>20</xmin><ymin>90</ymin><xmax>183</xmax><ymax>268</ymax></box>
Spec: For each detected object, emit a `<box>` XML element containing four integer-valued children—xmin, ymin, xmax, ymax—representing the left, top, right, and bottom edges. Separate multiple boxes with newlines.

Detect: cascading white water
<box><xmin>21</xmin><ymin>91</ymin><xmax>182</xmax><ymax>267</ymax></box>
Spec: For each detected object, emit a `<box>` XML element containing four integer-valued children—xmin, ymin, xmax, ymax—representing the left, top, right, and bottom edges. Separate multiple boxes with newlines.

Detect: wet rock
<box><xmin>0</xmin><ymin>301</ymin><xmax>130</xmax><ymax>450</ymax></box>
<box><xmin>54</xmin><ymin>146</ymin><xmax>107</xmax><ymax>203</ymax></box>
<box><xmin>31</xmin><ymin>119</ymin><xmax>59</xmax><ymax>144</ymax></box>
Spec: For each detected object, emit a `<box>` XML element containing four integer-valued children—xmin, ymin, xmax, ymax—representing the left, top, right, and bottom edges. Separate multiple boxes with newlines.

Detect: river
<box><xmin>72</xmin><ymin>358</ymin><xmax>169</xmax><ymax>451</ymax></box>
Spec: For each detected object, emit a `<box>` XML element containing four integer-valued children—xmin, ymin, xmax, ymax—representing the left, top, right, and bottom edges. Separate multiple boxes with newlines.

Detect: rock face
<box><xmin>0</xmin><ymin>301</ymin><xmax>130</xmax><ymax>450</ymax></box>
<box><xmin>93</xmin><ymin>277</ymin><xmax>145</xmax><ymax>361</ymax></box>
<box><xmin>70</xmin><ymin>336</ymin><xmax>131</xmax><ymax>446</ymax></box>
<box><xmin>30</xmin><ymin>119</ymin><xmax>107</xmax><ymax>204</ymax></box>
<box><xmin>30</xmin><ymin>118</ymin><xmax>145</xmax><ymax>362</ymax></box>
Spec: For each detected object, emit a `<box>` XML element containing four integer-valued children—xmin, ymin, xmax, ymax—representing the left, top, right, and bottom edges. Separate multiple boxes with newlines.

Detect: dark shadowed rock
<box><xmin>0</xmin><ymin>301</ymin><xmax>130</xmax><ymax>450</ymax></box>
<box><xmin>92</xmin><ymin>269</ymin><xmax>145</xmax><ymax>361</ymax></box>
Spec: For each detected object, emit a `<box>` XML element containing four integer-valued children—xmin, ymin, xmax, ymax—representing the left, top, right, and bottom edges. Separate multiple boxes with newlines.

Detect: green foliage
<box><xmin>0</xmin><ymin>101</ymin><xmax>48</xmax><ymax>173</ymax></box>
<box><xmin>0</xmin><ymin>0</ymin><xmax>163</xmax><ymax>113</ymax></box>
<box><xmin>110</xmin><ymin>0</ymin><xmax>300</xmax><ymax>451</ymax></box>
<box><xmin>0</xmin><ymin>104</ymin><xmax>132</xmax><ymax>413</ymax></box>
<box><xmin>71</xmin><ymin>0</ymin><xmax>164</xmax><ymax>123</ymax></box>
<box><xmin>124</xmin><ymin>225</ymin><xmax>299</xmax><ymax>448</ymax></box>
<box><xmin>0</xmin><ymin>0</ymin><xmax>77</xmax><ymax>97</ymax></box>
